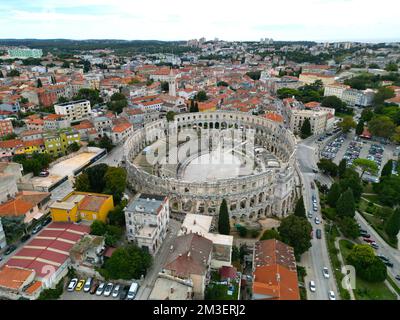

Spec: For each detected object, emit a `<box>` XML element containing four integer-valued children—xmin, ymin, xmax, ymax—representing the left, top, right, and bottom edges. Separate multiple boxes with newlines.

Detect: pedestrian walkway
<box><xmin>334</xmin><ymin>237</ymin><xmax>356</xmax><ymax>300</ymax></box>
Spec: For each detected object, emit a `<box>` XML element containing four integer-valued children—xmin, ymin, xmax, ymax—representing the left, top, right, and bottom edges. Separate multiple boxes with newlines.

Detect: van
<box><xmin>126</xmin><ymin>282</ymin><xmax>139</xmax><ymax>300</ymax></box>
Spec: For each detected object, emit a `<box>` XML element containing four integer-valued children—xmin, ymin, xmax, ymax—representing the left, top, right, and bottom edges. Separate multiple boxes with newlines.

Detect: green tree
<box><xmin>103</xmin><ymin>167</ymin><xmax>127</xmax><ymax>204</ymax></box>
<box><xmin>384</xmin><ymin>209</ymin><xmax>400</xmax><ymax>241</ymax></box>
<box><xmin>339</xmin><ymin>116</ymin><xmax>356</xmax><ymax>133</ymax></box>
<box><xmin>347</xmin><ymin>245</ymin><xmax>387</xmax><ymax>282</ymax></box>
<box><xmin>277</xmin><ymin>88</ymin><xmax>300</xmax><ymax>100</ymax></box>
<box><xmin>166</xmin><ymin>111</ymin><xmax>175</xmax><ymax>122</ymax></box>
<box><xmin>336</xmin><ymin>188</ymin><xmax>355</xmax><ymax>218</ymax></box>
<box><xmin>98</xmin><ymin>135</ymin><xmax>114</xmax><ymax>152</ymax></box>
<box><xmin>360</xmin><ymin>108</ymin><xmax>374</xmax><ymax>122</ymax></box>
<box><xmin>339</xmin><ymin>168</ymin><xmax>363</xmax><ymax>200</ymax></box>
<box><xmin>293</xmin><ymin>196</ymin><xmax>306</xmax><ymax>218</ymax></box>
<box><xmin>245</xmin><ymin>71</ymin><xmax>261</xmax><ymax>81</ymax></box>
<box><xmin>373</xmin><ymin>87</ymin><xmax>395</xmax><ymax>108</ymax></box>
<box><xmin>107</xmin><ymin>92</ymin><xmax>128</xmax><ymax>114</ymax></box>
<box><xmin>352</xmin><ymin>158</ymin><xmax>378</xmax><ymax>178</ymax></box>
<box><xmin>278</xmin><ymin>215</ymin><xmax>312</xmax><ymax>259</ymax></box>
<box><xmin>385</xmin><ymin>62</ymin><xmax>398</xmax><ymax>72</ymax></box>
<box><xmin>67</xmin><ymin>142</ymin><xmax>80</xmax><ymax>153</ymax></box>
<box><xmin>260</xmin><ymin>228</ymin><xmax>281</xmax><ymax>241</ymax></box>
<box><xmin>338</xmin><ymin>217</ymin><xmax>360</xmax><ymax>239</ymax></box>
<box><xmin>90</xmin><ymin>220</ymin><xmax>108</xmax><ymax>236</ymax></box>
<box><xmin>321</xmin><ymin>96</ymin><xmax>347</xmax><ymax>113</ymax></box>
<box><xmin>317</xmin><ymin>158</ymin><xmax>338</xmax><ymax>177</ymax></box>
<box><xmin>355</xmin><ymin>119</ymin><xmax>364</xmax><ymax>136</ymax></box>
<box><xmin>7</xmin><ymin>69</ymin><xmax>20</xmax><ymax>77</ymax></box>
<box><xmin>338</xmin><ymin>158</ymin><xmax>347</xmax><ymax>178</ymax></box>
<box><xmin>218</xmin><ymin>199</ymin><xmax>230</xmax><ymax>235</ymax></box>
<box><xmin>73</xmin><ymin>88</ymin><xmax>103</xmax><ymax>107</ymax></box>
<box><xmin>368</xmin><ymin>115</ymin><xmax>396</xmax><ymax>139</ymax></box>
<box><xmin>102</xmin><ymin>245</ymin><xmax>152</xmax><ymax>280</ymax></box>
<box><xmin>327</xmin><ymin>182</ymin><xmax>341</xmax><ymax>208</ymax></box>
<box><xmin>85</xmin><ymin>163</ymin><xmax>109</xmax><ymax>193</ymax></box>
<box><xmin>217</xmin><ymin>81</ymin><xmax>229</xmax><ymax>87</ymax></box>
<box><xmin>108</xmin><ymin>204</ymin><xmax>126</xmax><ymax>227</ymax></box>
<box><xmin>300</xmin><ymin>118</ymin><xmax>312</xmax><ymax>139</ymax></box>
<box><xmin>37</xmin><ymin>78</ymin><xmax>43</xmax><ymax>88</ymax></box>
<box><xmin>381</xmin><ymin>159</ymin><xmax>393</xmax><ymax>178</ymax></box>
<box><xmin>196</xmin><ymin>90</ymin><xmax>208</xmax><ymax>102</ymax></box>
<box><xmin>73</xmin><ymin>173</ymin><xmax>91</xmax><ymax>192</ymax></box>
<box><xmin>161</xmin><ymin>81</ymin><xmax>169</xmax><ymax>92</ymax></box>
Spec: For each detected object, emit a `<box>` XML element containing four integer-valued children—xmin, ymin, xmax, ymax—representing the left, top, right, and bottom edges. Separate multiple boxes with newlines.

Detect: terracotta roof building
<box><xmin>252</xmin><ymin>239</ymin><xmax>300</xmax><ymax>300</ymax></box>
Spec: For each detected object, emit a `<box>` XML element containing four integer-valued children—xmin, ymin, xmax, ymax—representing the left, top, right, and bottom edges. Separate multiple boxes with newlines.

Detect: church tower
<box><xmin>168</xmin><ymin>68</ymin><xmax>176</xmax><ymax>97</ymax></box>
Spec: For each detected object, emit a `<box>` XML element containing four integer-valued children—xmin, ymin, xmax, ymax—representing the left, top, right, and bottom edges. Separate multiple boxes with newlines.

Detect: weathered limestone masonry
<box><xmin>123</xmin><ymin>111</ymin><xmax>300</xmax><ymax>221</ymax></box>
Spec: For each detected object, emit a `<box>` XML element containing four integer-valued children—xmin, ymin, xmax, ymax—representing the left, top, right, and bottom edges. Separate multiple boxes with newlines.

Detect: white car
<box><xmin>67</xmin><ymin>278</ymin><xmax>78</xmax><ymax>292</ymax></box>
<box><xmin>328</xmin><ymin>290</ymin><xmax>336</xmax><ymax>300</ymax></box>
<box><xmin>83</xmin><ymin>278</ymin><xmax>92</xmax><ymax>293</ymax></box>
<box><xmin>315</xmin><ymin>217</ymin><xmax>320</xmax><ymax>225</ymax></box>
<box><xmin>103</xmin><ymin>282</ymin><xmax>114</xmax><ymax>297</ymax></box>
<box><xmin>96</xmin><ymin>283</ymin><xmax>105</xmax><ymax>296</ymax></box>
<box><xmin>323</xmin><ymin>267</ymin><xmax>330</xmax><ymax>279</ymax></box>
<box><xmin>309</xmin><ymin>280</ymin><xmax>316</xmax><ymax>292</ymax></box>
<box><xmin>112</xmin><ymin>284</ymin><xmax>121</xmax><ymax>298</ymax></box>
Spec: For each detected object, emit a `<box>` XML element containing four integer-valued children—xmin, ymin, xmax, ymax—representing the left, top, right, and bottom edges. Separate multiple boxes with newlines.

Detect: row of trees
<box><xmin>74</xmin><ymin>164</ymin><xmax>127</xmax><ymax>204</ymax></box>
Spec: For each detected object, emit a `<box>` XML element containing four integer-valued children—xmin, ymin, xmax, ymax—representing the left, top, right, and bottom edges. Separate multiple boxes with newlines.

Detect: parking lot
<box><xmin>320</xmin><ymin>132</ymin><xmax>396</xmax><ymax>179</ymax></box>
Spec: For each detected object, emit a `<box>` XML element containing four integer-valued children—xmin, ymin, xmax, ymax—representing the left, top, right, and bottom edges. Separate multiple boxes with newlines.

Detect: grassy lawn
<box><xmin>359</xmin><ymin>211</ymin><xmax>397</xmax><ymax>248</ymax></box>
<box><xmin>387</xmin><ymin>276</ymin><xmax>400</xmax><ymax>296</ymax></box>
<box><xmin>325</xmin><ymin>226</ymin><xmax>351</xmax><ymax>300</ymax></box>
<box><xmin>339</xmin><ymin>240</ymin><xmax>396</xmax><ymax>300</ymax></box>
<box><xmin>362</xmin><ymin>194</ymin><xmax>380</xmax><ymax>204</ymax></box>
<box><xmin>205</xmin><ymin>281</ymin><xmax>239</xmax><ymax>300</ymax></box>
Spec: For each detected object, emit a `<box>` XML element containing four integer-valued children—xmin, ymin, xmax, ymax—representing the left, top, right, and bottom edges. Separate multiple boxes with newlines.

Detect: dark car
<box><xmin>41</xmin><ymin>217</ymin><xmax>52</xmax><ymax>227</ymax></box>
<box><xmin>90</xmin><ymin>281</ymin><xmax>99</xmax><ymax>295</ymax></box>
<box><xmin>384</xmin><ymin>261</ymin><xmax>394</xmax><ymax>268</ymax></box>
<box><xmin>119</xmin><ymin>286</ymin><xmax>129</xmax><ymax>300</ymax></box>
<box><xmin>5</xmin><ymin>245</ymin><xmax>16</xmax><ymax>255</ymax></box>
<box><xmin>395</xmin><ymin>275</ymin><xmax>400</xmax><ymax>281</ymax></box>
<box><xmin>21</xmin><ymin>234</ymin><xmax>31</xmax><ymax>243</ymax></box>
<box><xmin>378</xmin><ymin>255</ymin><xmax>390</xmax><ymax>262</ymax></box>
<box><xmin>316</xmin><ymin>229</ymin><xmax>322</xmax><ymax>239</ymax></box>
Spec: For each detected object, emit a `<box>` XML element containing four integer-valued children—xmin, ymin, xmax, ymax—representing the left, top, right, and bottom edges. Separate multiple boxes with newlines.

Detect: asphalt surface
<box><xmin>297</xmin><ymin>137</ymin><xmax>339</xmax><ymax>300</ymax></box>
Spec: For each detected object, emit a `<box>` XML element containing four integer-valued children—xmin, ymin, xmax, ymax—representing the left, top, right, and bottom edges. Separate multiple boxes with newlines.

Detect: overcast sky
<box><xmin>0</xmin><ymin>0</ymin><xmax>399</xmax><ymax>42</ymax></box>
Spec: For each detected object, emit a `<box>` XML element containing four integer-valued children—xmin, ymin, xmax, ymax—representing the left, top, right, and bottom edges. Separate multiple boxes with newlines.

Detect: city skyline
<box><xmin>0</xmin><ymin>0</ymin><xmax>399</xmax><ymax>43</ymax></box>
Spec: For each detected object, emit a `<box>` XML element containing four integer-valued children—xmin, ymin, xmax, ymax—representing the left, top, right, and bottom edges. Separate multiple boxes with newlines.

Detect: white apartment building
<box><xmin>124</xmin><ymin>194</ymin><xmax>170</xmax><ymax>255</ymax></box>
<box><xmin>0</xmin><ymin>162</ymin><xmax>23</xmax><ymax>204</ymax></box>
<box><xmin>288</xmin><ymin>109</ymin><xmax>329</xmax><ymax>135</ymax></box>
<box><xmin>54</xmin><ymin>100</ymin><xmax>92</xmax><ymax>122</ymax></box>
<box><xmin>0</xmin><ymin>219</ymin><xmax>6</xmax><ymax>250</ymax></box>
<box><xmin>324</xmin><ymin>84</ymin><xmax>375</xmax><ymax>107</ymax></box>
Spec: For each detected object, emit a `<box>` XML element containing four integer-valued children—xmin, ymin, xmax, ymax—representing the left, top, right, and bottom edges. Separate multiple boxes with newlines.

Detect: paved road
<box><xmin>297</xmin><ymin>138</ymin><xmax>339</xmax><ymax>300</ymax></box>
<box><xmin>136</xmin><ymin>219</ymin><xmax>181</xmax><ymax>300</ymax></box>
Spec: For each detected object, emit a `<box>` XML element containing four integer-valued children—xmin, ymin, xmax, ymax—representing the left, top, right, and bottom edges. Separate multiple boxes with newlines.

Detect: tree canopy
<box><xmin>352</xmin><ymin>158</ymin><xmax>379</xmax><ymax>178</ymax></box>
<box><xmin>300</xmin><ymin>118</ymin><xmax>312</xmax><ymax>139</ymax></box>
<box><xmin>336</xmin><ymin>188</ymin><xmax>355</xmax><ymax>218</ymax></box>
<box><xmin>218</xmin><ymin>199</ymin><xmax>230</xmax><ymax>235</ymax></box>
<box><xmin>338</xmin><ymin>116</ymin><xmax>356</xmax><ymax>133</ymax></box>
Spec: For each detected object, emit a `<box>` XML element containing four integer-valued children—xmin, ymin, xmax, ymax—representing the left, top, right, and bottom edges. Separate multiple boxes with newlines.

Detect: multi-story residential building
<box><xmin>124</xmin><ymin>194</ymin><xmax>170</xmax><ymax>255</ymax></box>
<box><xmin>252</xmin><ymin>239</ymin><xmax>300</xmax><ymax>300</ymax></box>
<box><xmin>108</xmin><ymin>121</ymin><xmax>133</xmax><ymax>144</ymax></box>
<box><xmin>0</xmin><ymin>191</ymin><xmax>51</xmax><ymax>225</ymax></box>
<box><xmin>54</xmin><ymin>100</ymin><xmax>92</xmax><ymax>122</ymax></box>
<box><xmin>93</xmin><ymin>116</ymin><xmax>113</xmax><ymax>135</ymax></box>
<box><xmin>163</xmin><ymin>233</ymin><xmax>213</xmax><ymax>299</ymax></box>
<box><xmin>0</xmin><ymin>101</ymin><xmax>20</xmax><ymax>114</ymax></box>
<box><xmin>50</xmin><ymin>191</ymin><xmax>114</xmax><ymax>223</ymax></box>
<box><xmin>7</xmin><ymin>48</ymin><xmax>43</xmax><ymax>59</ymax></box>
<box><xmin>43</xmin><ymin>129</ymin><xmax>80</xmax><ymax>156</ymax></box>
<box><xmin>0</xmin><ymin>162</ymin><xmax>23</xmax><ymax>204</ymax></box>
<box><xmin>0</xmin><ymin>119</ymin><xmax>13</xmax><ymax>138</ymax></box>
<box><xmin>0</xmin><ymin>219</ymin><xmax>6</xmax><ymax>250</ymax></box>
<box><xmin>324</xmin><ymin>84</ymin><xmax>375</xmax><ymax>107</ymax></box>
<box><xmin>43</xmin><ymin>114</ymin><xmax>70</xmax><ymax>131</ymax></box>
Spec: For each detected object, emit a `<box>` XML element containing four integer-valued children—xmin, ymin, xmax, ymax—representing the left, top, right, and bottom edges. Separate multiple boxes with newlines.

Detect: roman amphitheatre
<box><xmin>123</xmin><ymin>111</ymin><xmax>301</xmax><ymax>221</ymax></box>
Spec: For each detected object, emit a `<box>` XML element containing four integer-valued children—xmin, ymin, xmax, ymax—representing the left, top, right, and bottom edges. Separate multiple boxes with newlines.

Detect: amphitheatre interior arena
<box><xmin>123</xmin><ymin>111</ymin><xmax>301</xmax><ymax>222</ymax></box>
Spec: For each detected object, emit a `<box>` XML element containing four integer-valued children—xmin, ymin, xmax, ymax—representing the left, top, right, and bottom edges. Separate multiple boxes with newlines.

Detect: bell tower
<box><xmin>168</xmin><ymin>68</ymin><xmax>176</xmax><ymax>97</ymax></box>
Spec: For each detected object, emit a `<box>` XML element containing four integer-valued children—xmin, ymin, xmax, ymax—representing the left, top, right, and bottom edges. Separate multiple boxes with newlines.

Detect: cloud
<box><xmin>0</xmin><ymin>0</ymin><xmax>398</xmax><ymax>41</ymax></box>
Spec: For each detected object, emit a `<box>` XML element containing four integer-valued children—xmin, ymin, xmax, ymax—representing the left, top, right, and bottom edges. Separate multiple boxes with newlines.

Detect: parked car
<box><xmin>316</xmin><ymin>229</ymin><xmax>322</xmax><ymax>239</ymax></box>
<box><xmin>370</xmin><ymin>243</ymin><xmax>379</xmax><ymax>250</ymax></box>
<box><xmin>112</xmin><ymin>284</ymin><xmax>121</xmax><ymax>298</ymax></box>
<box><xmin>67</xmin><ymin>278</ymin><xmax>78</xmax><ymax>292</ymax></box>
<box><xmin>126</xmin><ymin>282</ymin><xmax>139</xmax><ymax>300</ymax></box>
<box><xmin>5</xmin><ymin>245</ymin><xmax>16</xmax><ymax>255</ymax></box>
<box><xmin>103</xmin><ymin>282</ymin><xmax>114</xmax><ymax>297</ymax></box>
<box><xmin>384</xmin><ymin>261</ymin><xmax>394</xmax><ymax>268</ymax></box>
<box><xmin>41</xmin><ymin>217</ymin><xmax>52</xmax><ymax>227</ymax></box>
<box><xmin>378</xmin><ymin>255</ymin><xmax>390</xmax><ymax>263</ymax></box>
<box><xmin>395</xmin><ymin>275</ymin><xmax>400</xmax><ymax>281</ymax></box>
<box><xmin>309</xmin><ymin>281</ymin><xmax>316</xmax><ymax>292</ymax></box>
<box><xmin>362</xmin><ymin>233</ymin><xmax>371</xmax><ymax>239</ymax></box>
<box><xmin>119</xmin><ymin>286</ymin><xmax>129</xmax><ymax>300</ymax></box>
<box><xmin>322</xmin><ymin>267</ymin><xmax>330</xmax><ymax>279</ymax></box>
<box><xmin>76</xmin><ymin>279</ymin><xmax>85</xmax><ymax>291</ymax></box>
<box><xmin>96</xmin><ymin>283</ymin><xmax>106</xmax><ymax>296</ymax></box>
<box><xmin>39</xmin><ymin>170</ymin><xmax>49</xmax><ymax>177</ymax></box>
<box><xmin>90</xmin><ymin>281</ymin><xmax>99</xmax><ymax>295</ymax></box>
<box><xmin>308</xmin><ymin>211</ymin><xmax>313</xmax><ymax>218</ymax></box>
<box><xmin>21</xmin><ymin>234</ymin><xmax>31</xmax><ymax>242</ymax></box>
<box><xmin>314</xmin><ymin>217</ymin><xmax>320</xmax><ymax>225</ymax></box>
<box><xmin>328</xmin><ymin>291</ymin><xmax>336</xmax><ymax>300</ymax></box>
<box><xmin>32</xmin><ymin>224</ymin><xmax>42</xmax><ymax>234</ymax></box>
<box><xmin>363</xmin><ymin>238</ymin><xmax>374</xmax><ymax>244</ymax></box>
<box><xmin>83</xmin><ymin>278</ymin><xmax>93</xmax><ymax>292</ymax></box>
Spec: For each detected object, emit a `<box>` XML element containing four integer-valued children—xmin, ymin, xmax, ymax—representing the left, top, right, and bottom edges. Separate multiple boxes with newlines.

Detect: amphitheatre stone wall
<box><xmin>123</xmin><ymin>111</ymin><xmax>301</xmax><ymax>221</ymax></box>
